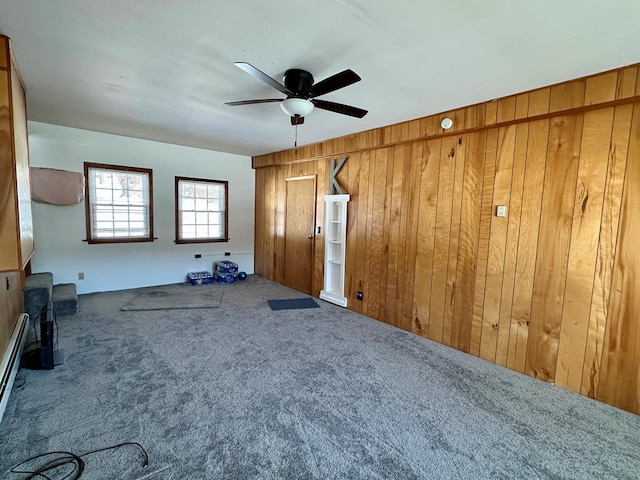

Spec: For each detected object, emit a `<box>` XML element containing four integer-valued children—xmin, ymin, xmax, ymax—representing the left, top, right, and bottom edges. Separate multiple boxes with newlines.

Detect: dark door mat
<box><xmin>267</xmin><ymin>298</ymin><xmax>320</xmax><ymax>310</ymax></box>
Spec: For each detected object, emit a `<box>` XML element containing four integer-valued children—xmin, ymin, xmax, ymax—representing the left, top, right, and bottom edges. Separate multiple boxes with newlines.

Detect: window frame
<box><xmin>83</xmin><ymin>162</ymin><xmax>154</xmax><ymax>244</ymax></box>
<box><xmin>174</xmin><ymin>176</ymin><xmax>229</xmax><ymax>244</ymax></box>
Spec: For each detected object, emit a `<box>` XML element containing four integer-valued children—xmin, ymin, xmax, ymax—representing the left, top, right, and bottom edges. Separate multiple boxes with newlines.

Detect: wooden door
<box><xmin>284</xmin><ymin>176</ymin><xmax>316</xmax><ymax>294</ymax></box>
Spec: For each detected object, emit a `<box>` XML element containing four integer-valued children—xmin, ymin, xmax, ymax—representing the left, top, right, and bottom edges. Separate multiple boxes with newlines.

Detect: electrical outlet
<box><xmin>195</xmin><ymin>254</ymin><xmax>202</xmax><ymax>258</ymax></box>
<box><xmin>356</xmin><ymin>291</ymin><xmax>364</xmax><ymax>301</ymax></box>
<box><xmin>78</xmin><ymin>272</ymin><xmax>85</xmax><ymax>280</ymax></box>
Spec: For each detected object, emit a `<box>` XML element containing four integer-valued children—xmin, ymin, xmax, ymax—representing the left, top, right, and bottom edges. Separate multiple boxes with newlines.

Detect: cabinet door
<box><xmin>0</xmin><ymin>69</ymin><xmax>20</xmax><ymax>272</ymax></box>
<box><xmin>11</xmin><ymin>59</ymin><xmax>34</xmax><ymax>268</ymax></box>
<box><xmin>0</xmin><ymin>271</ymin><xmax>23</xmax><ymax>361</ymax></box>
<box><xmin>0</xmin><ymin>49</ymin><xmax>34</xmax><ymax>272</ymax></box>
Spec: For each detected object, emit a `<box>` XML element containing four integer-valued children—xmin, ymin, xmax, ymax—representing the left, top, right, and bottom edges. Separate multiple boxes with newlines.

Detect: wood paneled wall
<box><xmin>0</xmin><ymin>35</ymin><xmax>30</xmax><ymax>365</ymax></box>
<box><xmin>253</xmin><ymin>64</ymin><xmax>640</xmax><ymax>414</ymax></box>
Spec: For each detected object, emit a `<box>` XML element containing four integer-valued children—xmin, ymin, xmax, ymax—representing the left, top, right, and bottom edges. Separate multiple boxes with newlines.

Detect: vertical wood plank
<box><xmin>442</xmin><ymin>135</ymin><xmax>467</xmax><ymax>346</ymax></box>
<box><xmin>507</xmin><ymin>119</ymin><xmax>550</xmax><ymax>372</ymax></box>
<box><xmin>399</xmin><ymin>142</ymin><xmax>425</xmax><ymax>332</ymax></box>
<box><xmin>497</xmin><ymin>96</ymin><xmax>516</xmax><ymax>123</ymax></box>
<box><xmin>420</xmin><ymin>116</ymin><xmax>441</xmax><ymax>138</ymax></box>
<box><xmin>253</xmin><ymin>168</ymin><xmax>263</xmax><ymax>276</ymax></box>
<box><xmin>526</xmin><ymin>114</ymin><xmax>584</xmax><ymax>382</ymax></box>
<box><xmin>345</xmin><ymin>154</ymin><xmax>360</xmax><ymax>305</ymax></box>
<box><xmin>377</xmin><ymin>150</ymin><xmax>396</xmax><ymax>323</ymax></box>
<box><xmin>595</xmin><ymin>103</ymin><xmax>640</xmax><ymax>414</ymax></box>
<box><xmin>314</xmin><ymin>159</ymin><xmax>327</xmax><ymax>297</ymax></box>
<box><xmin>485</xmin><ymin>101</ymin><xmax>498</xmax><ymax>126</ymax></box>
<box><xmin>515</xmin><ymin>93</ymin><xmax>529</xmax><ymax>120</ymax></box>
<box><xmin>412</xmin><ymin>139</ymin><xmax>441</xmax><ymax>336</ymax></box>
<box><xmin>274</xmin><ymin>166</ymin><xmax>287</xmax><ymax>284</ymax></box>
<box><xmin>470</xmin><ymin>129</ymin><xmax>498</xmax><ymax>356</ymax></box>
<box><xmin>581</xmin><ymin>104</ymin><xmax>633</xmax><ymax>398</ymax></box>
<box><xmin>464</xmin><ymin>104</ymin><xmax>486</xmax><ymax>130</ymax></box>
<box><xmin>584</xmin><ymin>71</ymin><xmax>618</xmax><ymax>105</ymax></box>
<box><xmin>263</xmin><ymin>168</ymin><xmax>277</xmax><ymax>279</ymax></box>
<box><xmin>451</xmin><ymin>131</ymin><xmax>486</xmax><ymax>351</ymax></box>
<box><xmin>428</xmin><ymin>135</ymin><xmax>458</xmax><ymax>342</ymax></box>
<box><xmin>366</xmin><ymin>149</ymin><xmax>389</xmax><ymax>320</ymax></box>
<box><xmin>406</xmin><ymin>119</ymin><xmax>421</xmax><ymax>141</ymax></box>
<box><xmin>528</xmin><ymin>88</ymin><xmax>551</xmax><ymax>117</ymax></box>
<box><xmin>362</xmin><ymin>150</ymin><xmax>377</xmax><ymax>319</ymax></box>
<box><xmin>549</xmin><ymin>80</ymin><xmax>586</xmax><ymax>112</ymax></box>
<box><xmin>384</xmin><ymin>146</ymin><xmax>404</xmax><ymax>325</ymax></box>
<box><xmin>616</xmin><ymin>66</ymin><xmax>637</xmax><ymax>100</ymax></box>
<box><xmin>480</xmin><ymin>125</ymin><xmax>516</xmax><ymax>362</ymax></box>
<box><xmin>353</xmin><ymin>152</ymin><xmax>371</xmax><ymax>315</ymax></box>
<box><xmin>555</xmin><ymin>108</ymin><xmax>615</xmax><ymax>392</ymax></box>
<box><xmin>495</xmin><ymin>123</ymin><xmax>528</xmax><ymax>366</ymax></box>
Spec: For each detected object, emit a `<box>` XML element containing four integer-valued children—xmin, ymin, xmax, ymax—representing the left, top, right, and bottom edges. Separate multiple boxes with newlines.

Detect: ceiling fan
<box><xmin>225</xmin><ymin>62</ymin><xmax>368</xmax><ymax>125</ymax></box>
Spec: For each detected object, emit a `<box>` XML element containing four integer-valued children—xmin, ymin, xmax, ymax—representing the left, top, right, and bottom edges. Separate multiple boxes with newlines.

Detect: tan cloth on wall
<box><xmin>30</xmin><ymin>167</ymin><xmax>85</xmax><ymax>205</ymax></box>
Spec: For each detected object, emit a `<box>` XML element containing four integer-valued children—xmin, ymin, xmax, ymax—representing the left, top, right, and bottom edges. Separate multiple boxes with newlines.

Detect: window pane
<box><xmin>182</xmin><ymin>197</ymin><xmax>195</xmax><ymax>211</ymax></box>
<box><xmin>195</xmin><ymin>198</ymin><xmax>207</xmax><ymax>211</ymax></box>
<box><xmin>195</xmin><ymin>184</ymin><xmax>207</xmax><ymax>198</ymax></box>
<box><xmin>207</xmin><ymin>184</ymin><xmax>220</xmax><ymax>197</ymax></box>
<box><xmin>183</xmin><ymin>211</ymin><xmax>196</xmax><ymax>224</ymax></box>
<box><xmin>86</xmin><ymin>164</ymin><xmax>152</xmax><ymax>242</ymax></box>
<box><xmin>182</xmin><ymin>182</ymin><xmax>194</xmax><ymax>197</ymax></box>
<box><xmin>195</xmin><ymin>211</ymin><xmax>208</xmax><ymax>224</ymax></box>
<box><xmin>182</xmin><ymin>225</ymin><xmax>196</xmax><ymax>238</ymax></box>
<box><xmin>176</xmin><ymin>178</ymin><xmax>227</xmax><ymax>242</ymax></box>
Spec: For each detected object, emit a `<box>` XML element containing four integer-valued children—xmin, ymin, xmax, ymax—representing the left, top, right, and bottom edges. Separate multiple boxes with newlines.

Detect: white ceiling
<box><xmin>1</xmin><ymin>1</ymin><xmax>639</xmax><ymax>157</ymax></box>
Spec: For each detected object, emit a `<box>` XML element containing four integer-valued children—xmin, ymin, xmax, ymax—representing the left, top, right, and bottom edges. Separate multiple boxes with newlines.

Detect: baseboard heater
<box><xmin>0</xmin><ymin>313</ymin><xmax>29</xmax><ymax>423</ymax></box>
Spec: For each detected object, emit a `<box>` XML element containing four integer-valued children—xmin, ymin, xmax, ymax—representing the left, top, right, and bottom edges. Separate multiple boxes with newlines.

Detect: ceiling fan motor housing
<box><xmin>283</xmin><ymin>69</ymin><xmax>314</xmax><ymax>97</ymax></box>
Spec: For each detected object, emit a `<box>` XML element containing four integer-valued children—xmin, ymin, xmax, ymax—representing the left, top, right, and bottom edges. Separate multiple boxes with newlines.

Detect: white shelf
<box><xmin>321</xmin><ymin>194</ymin><xmax>350</xmax><ymax>308</ymax></box>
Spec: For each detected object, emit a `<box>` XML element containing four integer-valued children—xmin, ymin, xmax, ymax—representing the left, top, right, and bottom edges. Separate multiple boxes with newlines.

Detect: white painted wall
<box><xmin>28</xmin><ymin>122</ymin><xmax>255</xmax><ymax>294</ymax></box>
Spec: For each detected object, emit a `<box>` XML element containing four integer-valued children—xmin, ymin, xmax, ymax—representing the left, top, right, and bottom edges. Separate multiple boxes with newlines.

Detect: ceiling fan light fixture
<box><xmin>281</xmin><ymin>98</ymin><xmax>314</xmax><ymax>117</ymax></box>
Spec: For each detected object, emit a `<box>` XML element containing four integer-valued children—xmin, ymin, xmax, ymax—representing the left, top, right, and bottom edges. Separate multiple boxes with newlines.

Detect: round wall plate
<box><xmin>441</xmin><ymin>117</ymin><xmax>453</xmax><ymax>129</ymax></box>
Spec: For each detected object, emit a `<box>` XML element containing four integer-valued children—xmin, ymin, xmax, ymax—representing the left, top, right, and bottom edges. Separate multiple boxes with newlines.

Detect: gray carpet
<box><xmin>120</xmin><ymin>283</ymin><xmax>223</xmax><ymax>311</ymax></box>
<box><xmin>1</xmin><ymin>275</ymin><xmax>639</xmax><ymax>479</ymax></box>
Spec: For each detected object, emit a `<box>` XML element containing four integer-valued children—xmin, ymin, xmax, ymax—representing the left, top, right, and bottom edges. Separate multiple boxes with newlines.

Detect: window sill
<box><xmin>85</xmin><ymin>237</ymin><xmax>156</xmax><ymax>244</ymax></box>
<box><xmin>175</xmin><ymin>238</ymin><xmax>229</xmax><ymax>244</ymax></box>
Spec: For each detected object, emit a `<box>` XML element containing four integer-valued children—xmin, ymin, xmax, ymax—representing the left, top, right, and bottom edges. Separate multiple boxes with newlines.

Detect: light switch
<box><xmin>496</xmin><ymin>205</ymin><xmax>507</xmax><ymax>217</ymax></box>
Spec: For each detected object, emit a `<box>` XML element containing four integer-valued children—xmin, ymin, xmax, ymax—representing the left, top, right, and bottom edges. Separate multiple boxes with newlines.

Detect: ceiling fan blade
<box><xmin>225</xmin><ymin>99</ymin><xmax>283</xmax><ymax>106</ymax></box>
<box><xmin>312</xmin><ymin>99</ymin><xmax>368</xmax><ymax>118</ymax></box>
<box><xmin>234</xmin><ymin>62</ymin><xmax>294</xmax><ymax>96</ymax></box>
<box><xmin>291</xmin><ymin>115</ymin><xmax>305</xmax><ymax>126</ymax></box>
<box><xmin>309</xmin><ymin>69</ymin><xmax>361</xmax><ymax>98</ymax></box>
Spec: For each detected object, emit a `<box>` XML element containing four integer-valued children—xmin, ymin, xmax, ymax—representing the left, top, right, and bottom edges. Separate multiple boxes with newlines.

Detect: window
<box><xmin>175</xmin><ymin>177</ymin><xmax>228</xmax><ymax>243</ymax></box>
<box><xmin>84</xmin><ymin>162</ymin><xmax>154</xmax><ymax>244</ymax></box>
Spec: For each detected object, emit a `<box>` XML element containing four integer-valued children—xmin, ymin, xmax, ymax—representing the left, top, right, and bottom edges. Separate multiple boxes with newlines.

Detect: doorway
<box><xmin>284</xmin><ymin>175</ymin><xmax>317</xmax><ymax>294</ymax></box>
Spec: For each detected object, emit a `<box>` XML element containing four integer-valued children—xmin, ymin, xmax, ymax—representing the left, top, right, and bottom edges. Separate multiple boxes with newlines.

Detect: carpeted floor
<box><xmin>1</xmin><ymin>275</ymin><xmax>639</xmax><ymax>479</ymax></box>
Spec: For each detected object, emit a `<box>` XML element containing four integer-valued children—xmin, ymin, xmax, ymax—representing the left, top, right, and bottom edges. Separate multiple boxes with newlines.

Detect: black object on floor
<box><xmin>267</xmin><ymin>298</ymin><xmax>320</xmax><ymax>310</ymax></box>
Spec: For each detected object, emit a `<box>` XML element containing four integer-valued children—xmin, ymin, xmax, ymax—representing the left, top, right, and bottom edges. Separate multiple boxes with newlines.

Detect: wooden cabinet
<box><xmin>320</xmin><ymin>194</ymin><xmax>349</xmax><ymax>307</ymax></box>
<box><xmin>0</xmin><ymin>35</ymin><xmax>34</xmax><ymax>272</ymax></box>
